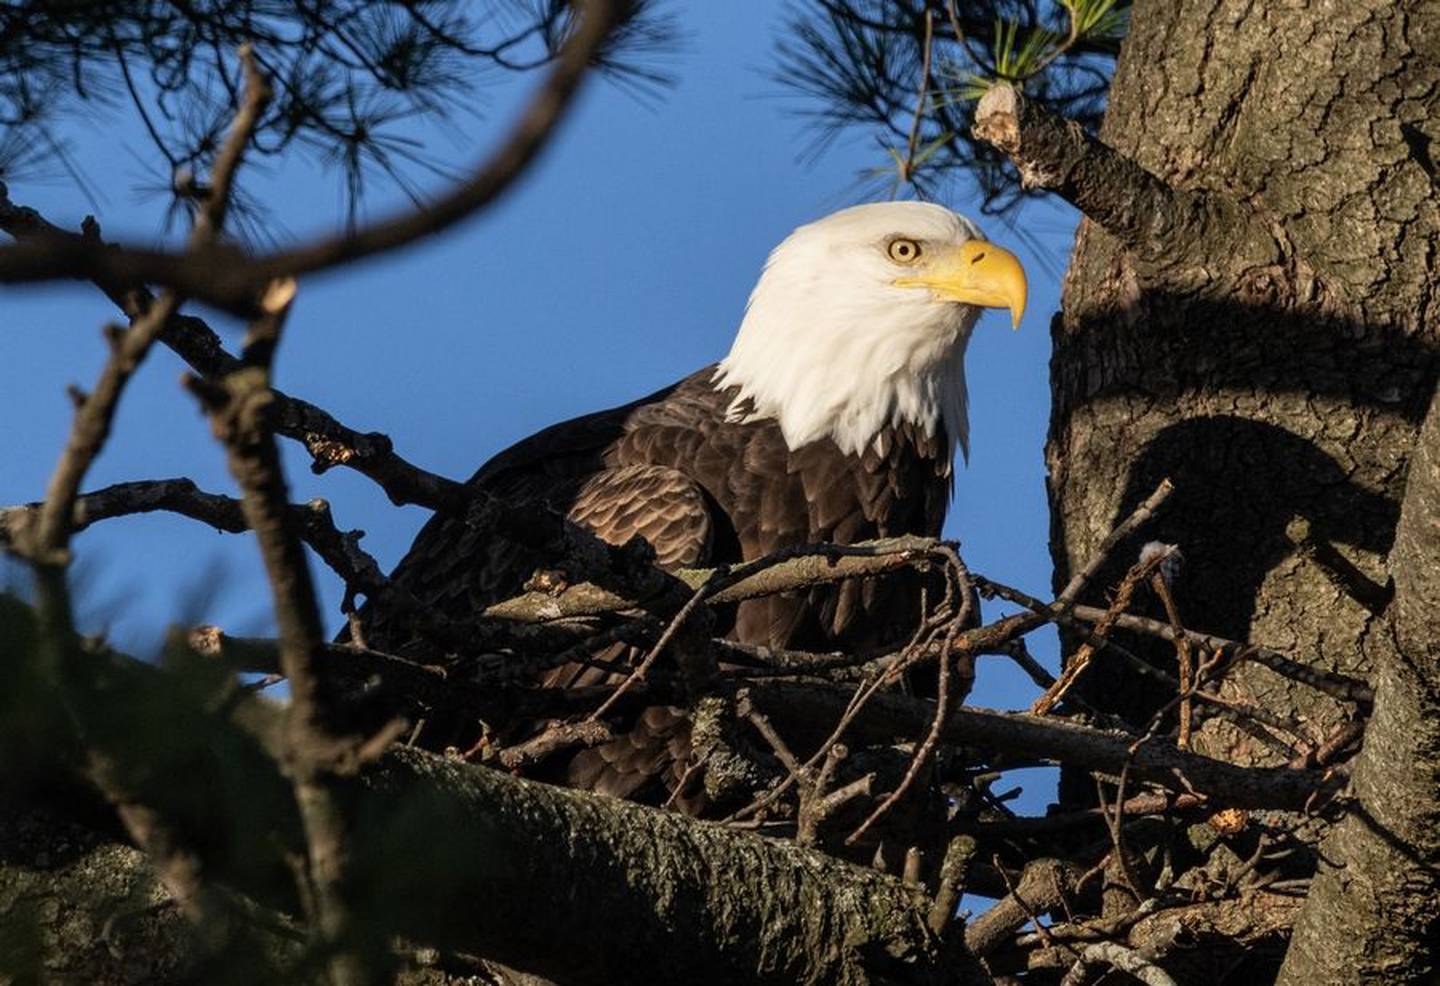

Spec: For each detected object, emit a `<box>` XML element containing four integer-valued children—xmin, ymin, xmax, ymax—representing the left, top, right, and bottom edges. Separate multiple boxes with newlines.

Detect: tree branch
<box><xmin>966</xmin><ymin>858</ymin><xmax>1078</xmax><ymax>957</ymax></box>
<box><xmin>0</xmin><ymin>185</ymin><xmax>470</xmax><ymax>513</ymax></box>
<box><xmin>1</xmin><ymin>478</ymin><xmax>383</xmax><ymax>592</ymax></box>
<box><xmin>480</xmin><ymin>535</ymin><xmax>947</xmax><ymax>622</ymax></box>
<box><xmin>0</xmin><ymin>0</ymin><xmax>622</xmax><ymax>314</ymax></box>
<box><xmin>14</xmin><ymin>625</ymin><xmax>994</xmax><ymax>986</ymax></box>
<box><xmin>7</xmin><ymin>47</ymin><xmax>275</xmax><ymax>971</ymax></box>
<box><xmin>971</xmin><ymin>84</ymin><xmax>1276</xmax><ymax>279</ymax></box>
<box><xmin>754</xmin><ymin>682</ymin><xmax>1333</xmax><ymax>812</ymax></box>
<box><xmin>1066</xmin><ymin>606</ymin><xmax>1374</xmax><ymax>708</ymax></box>
<box><xmin>189</xmin><ymin>277</ymin><xmax>382</xmax><ymax>985</ymax></box>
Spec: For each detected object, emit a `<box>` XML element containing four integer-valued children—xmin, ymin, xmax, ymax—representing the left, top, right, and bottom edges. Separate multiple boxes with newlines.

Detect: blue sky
<box><xmin>2</xmin><ymin>1</ymin><xmax>1079</xmax><ymax>774</ymax></box>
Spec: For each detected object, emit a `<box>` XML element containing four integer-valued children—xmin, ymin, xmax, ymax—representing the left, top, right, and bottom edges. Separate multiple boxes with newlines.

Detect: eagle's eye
<box><xmin>887</xmin><ymin>238</ymin><xmax>923</xmax><ymax>264</ymax></box>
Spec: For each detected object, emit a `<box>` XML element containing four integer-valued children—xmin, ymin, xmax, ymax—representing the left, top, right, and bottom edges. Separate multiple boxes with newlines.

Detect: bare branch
<box><xmin>9</xmin><ymin>49</ymin><xmax>275</xmax><ymax>970</ymax></box>
<box><xmin>1</xmin><ymin>478</ymin><xmax>387</xmax><ymax>597</ymax></box>
<box><xmin>189</xmin><ymin>276</ymin><xmax>380</xmax><ymax>984</ymax></box>
<box><xmin>927</xmin><ymin>833</ymin><xmax>977</xmax><ymax>937</ymax></box>
<box><xmin>972</xmin><ymin>84</ymin><xmax>1275</xmax><ymax>279</ymax></box>
<box><xmin>1057</xmin><ymin>479</ymin><xmax>1173</xmax><ymax>608</ymax></box>
<box><xmin>1033</xmin><ymin>549</ymin><xmax>1170</xmax><ymax>715</ymax></box>
<box><xmin>966</xmin><ymin>858</ymin><xmax>1078</xmax><ymax>957</ymax></box>
<box><xmin>756</xmin><ymin>682</ymin><xmax>1334</xmax><ymax>812</ymax></box>
<box><xmin>481</xmin><ymin>535</ymin><xmax>948</xmax><ymax>622</ymax></box>
<box><xmin>587</xmin><ymin>570</ymin><xmax>718</xmax><ymax>722</ymax></box>
<box><xmin>896</xmin><ymin>9</ymin><xmax>934</xmax><ymax>186</ymax></box>
<box><xmin>190</xmin><ymin>45</ymin><xmax>271</xmax><ymax>248</ymax></box>
<box><xmin>1148</xmin><ymin>570</ymin><xmax>1194</xmax><ymax>747</ymax></box>
<box><xmin>847</xmin><ymin>554</ymin><xmax>975</xmax><ymax>845</ymax></box>
<box><xmin>9</xmin><ymin>39</ymin><xmax>272</xmax><ymax>564</ymax></box>
<box><xmin>962</xmin><ymin>792</ymin><xmax>1210</xmax><ymax>839</ymax></box>
<box><xmin>497</xmin><ymin>720</ymin><xmax>615</xmax><ymax>772</ymax></box>
<box><xmin>1059</xmin><ymin>941</ymin><xmax>1177</xmax><ymax>986</ymax></box>
<box><xmin>1067</xmin><ymin>605</ymin><xmax>1375</xmax><ymax>708</ymax></box>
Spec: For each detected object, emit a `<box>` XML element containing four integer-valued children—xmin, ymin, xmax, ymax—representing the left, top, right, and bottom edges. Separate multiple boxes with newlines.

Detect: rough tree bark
<box><xmin>1030</xmin><ymin>0</ymin><xmax>1440</xmax><ymax>977</ymax></box>
<box><xmin>0</xmin><ymin>740</ymin><xmax>986</xmax><ymax>986</ymax></box>
<box><xmin>1047</xmin><ymin>1</ymin><xmax>1438</xmax><ymax>771</ymax></box>
<box><xmin>1277</xmin><ymin>385</ymin><xmax>1440</xmax><ymax>983</ymax></box>
<box><xmin>0</xmin><ymin>621</ymin><xmax>1000</xmax><ymax>986</ymax></box>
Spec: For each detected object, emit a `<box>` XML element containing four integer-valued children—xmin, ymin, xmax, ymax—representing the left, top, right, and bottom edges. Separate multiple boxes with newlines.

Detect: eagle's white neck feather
<box><xmin>713</xmin><ymin>203</ymin><xmax>983</xmax><ymax>461</ymax></box>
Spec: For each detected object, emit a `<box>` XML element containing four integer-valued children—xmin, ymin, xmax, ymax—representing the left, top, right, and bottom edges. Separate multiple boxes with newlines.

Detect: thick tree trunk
<box><xmin>1030</xmin><ymin>0</ymin><xmax>1440</xmax><ymax>977</ymax></box>
<box><xmin>1277</xmin><ymin>386</ymin><xmax>1440</xmax><ymax>984</ymax></box>
<box><xmin>1049</xmin><ymin>0</ymin><xmax>1439</xmax><ymax>769</ymax></box>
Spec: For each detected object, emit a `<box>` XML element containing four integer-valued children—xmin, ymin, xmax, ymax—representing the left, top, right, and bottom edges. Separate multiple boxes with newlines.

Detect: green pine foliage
<box><xmin>778</xmin><ymin>0</ymin><xmax>1129</xmax><ymax>213</ymax></box>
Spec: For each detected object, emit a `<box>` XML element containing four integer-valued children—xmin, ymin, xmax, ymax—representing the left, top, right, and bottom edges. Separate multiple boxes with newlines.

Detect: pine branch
<box><xmin>0</xmin><ymin>0</ymin><xmax>626</xmax><ymax>315</ymax></box>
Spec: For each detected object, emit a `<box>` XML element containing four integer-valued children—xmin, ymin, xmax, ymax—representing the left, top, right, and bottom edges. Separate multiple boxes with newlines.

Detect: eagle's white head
<box><xmin>714</xmin><ymin>202</ymin><xmax>1026</xmax><ymax>461</ymax></box>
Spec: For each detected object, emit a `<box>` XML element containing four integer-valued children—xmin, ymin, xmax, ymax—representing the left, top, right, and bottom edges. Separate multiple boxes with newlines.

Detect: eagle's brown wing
<box><xmin>566</xmin><ymin>464</ymin><xmax>713</xmax><ymax>569</ymax></box>
<box><xmin>355</xmin><ymin>390</ymin><xmax>717</xmax><ymax>805</ymax></box>
<box><xmin>361</xmin><ymin>367</ymin><xmax>952</xmax><ymax>811</ymax></box>
<box><xmin>360</xmin><ymin>381</ymin><xmax>707</xmax><ymax>653</ymax></box>
<box><xmin>610</xmin><ymin>374</ymin><xmax>951</xmax><ymax>652</ymax></box>
<box><xmin>533</xmin><ymin>464</ymin><xmax>714</xmax><ymax>809</ymax></box>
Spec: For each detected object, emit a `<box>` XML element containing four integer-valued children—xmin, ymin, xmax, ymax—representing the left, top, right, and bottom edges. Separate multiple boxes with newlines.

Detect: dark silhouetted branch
<box><xmin>0</xmin><ymin>1</ymin><xmax>623</xmax><ymax>315</ymax></box>
<box><xmin>755</xmin><ymin>682</ymin><xmax>1334</xmax><ymax>812</ymax></box>
<box><xmin>189</xmin><ymin>276</ymin><xmax>383</xmax><ymax>985</ymax></box>
<box><xmin>8</xmin><ymin>49</ymin><xmax>275</xmax><ymax>968</ymax></box>
<box><xmin>0</xmin><ymin>182</ymin><xmax>469</xmax><ymax>512</ymax></box>
<box><xmin>1067</xmin><ymin>605</ymin><xmax>1374</xmax><ymax>708</ymax></box>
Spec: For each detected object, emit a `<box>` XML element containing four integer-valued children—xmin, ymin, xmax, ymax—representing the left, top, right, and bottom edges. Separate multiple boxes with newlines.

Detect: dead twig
<box><xmin>482</xmin><ymin>535</ymin><xmax>946</xmax><ymax>623</ymax></box>
<box><xmin>497</xmin><ymin>720</ymin><xmax>614</xmax><ymax>771</ymax></box>
<box><xmin>976</xmin><ymin>574</ymin><xmax>1175</xmax><ymax>695</ymax></box>
<box><xmin>960</xmin><ymin>791</ymin><xmax>1209</xmax><ymax>838</ymax></box>
<box><xmin>796</xmin><ymin>743</ymin><xmax>860</xmax><ymax>845</ymax></box>
<box><xmin>1033</xmin><ymin>548</ymin><xmax>1172</xmax><ymax>715</ymax></box>
<box><xmin>1100</xmin><ymin>765</ymin><xmax>1148</xmax><ymax>904</ymax></box>
<box><xmin>1148</xmin><ymin>569</ymin><xmax>1193</xmax><ymax>747</ymax></box>
<box><xmin>1288</xmin><ymin>718</ymin><xmax>1366</xmax><ymax>770</ymax></box>
<box><xmin>847</xmin><ymin>551</ymin><xmax>975</xmax><ymax>845</ymax></box>
<box><xmin>1068</xmin><ymin>605</ymin><xmax>1375</xmax><ymax>708</ymax></box>
<box><xmin>587</xmin><ymin>571</ymin><xmax>717</xmax><ymax>722</ymax></box>
<box><xmin>1057</xmin><ymin>479</ymin><xmax>1174</xmax><ymax>608</ymax></box>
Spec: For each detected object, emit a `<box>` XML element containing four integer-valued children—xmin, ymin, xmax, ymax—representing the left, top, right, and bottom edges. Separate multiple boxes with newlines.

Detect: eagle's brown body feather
<box><xmin>368</xmin><ymin>365</ymin><xmax>953</xmax><ymax>804</ymax></box>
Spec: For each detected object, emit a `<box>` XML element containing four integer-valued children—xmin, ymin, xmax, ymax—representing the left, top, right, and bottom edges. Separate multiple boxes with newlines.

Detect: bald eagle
<box><xmin>366</xmin><ymin>202</ymin><xmax>1026</xmax><ymax>804</ymax></box>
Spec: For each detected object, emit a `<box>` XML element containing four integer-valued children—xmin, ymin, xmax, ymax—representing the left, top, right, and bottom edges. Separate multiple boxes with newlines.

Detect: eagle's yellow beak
<box><xmin>896</xmin><ymin>240</ymin><xmax>1028</xmax><ymax>329</ymax></box>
